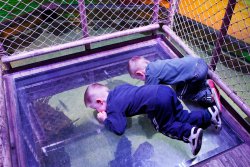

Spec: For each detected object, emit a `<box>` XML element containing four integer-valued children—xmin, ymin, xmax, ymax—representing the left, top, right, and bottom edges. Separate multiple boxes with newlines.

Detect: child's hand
<box><xmin>97</xmin><ymin>111</ymin><xmax>107</xmax><ymax>123</ymax></box>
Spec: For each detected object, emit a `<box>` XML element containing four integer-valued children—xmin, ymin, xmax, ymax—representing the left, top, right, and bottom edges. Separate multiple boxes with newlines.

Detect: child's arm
<box><xmin>103</xmin><ymin>113</ymin><xmax>127</xmax><ymax>135</ymax></box>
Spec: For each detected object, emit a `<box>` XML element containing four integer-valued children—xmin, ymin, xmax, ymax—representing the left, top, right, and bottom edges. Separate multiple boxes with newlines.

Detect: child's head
<box><xmin>128</xmin><ymin>56</ymin><xmax>150</xmax><ymax>81</ymax></box>
<box><xmin>84</xmin><ymin>83</ymin><xmax>109</xmax><ymax>113</ymax></box>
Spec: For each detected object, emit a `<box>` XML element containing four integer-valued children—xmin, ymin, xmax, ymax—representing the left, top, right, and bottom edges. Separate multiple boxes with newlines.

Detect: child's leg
<box><xmin>161</xmin><ymin>121</ymin><xmax>203</xmax><ymax>156</ymax></box>
<box><xmin>191</xmin><ymin>58</ymin><xmax>208</xmax><ymax>84</ymax></box>
<box><xmin>161</xmin><ymin>120</ymin><xmax>193</xmax><ymax>141</ymax></box>
<box><xmin>177</xmin><ymin>59</ymin><xmax>222</xmax><ymax>110</ymax></box>
<box><xmin>159</xmin><ymin>86</ymin><xmax>212</xmax><ymax>130</ymax></box>
<box><xmin>176</xmin><ymin>59</ymin><xmax>209</xmax><ymax>101</ymax></box>
<box><xmin>155</xmin><ymin>86</ymin><xmax>204</xmax><ymax>155</ymax></box>
<box><xmin>175</xmin><ymin>108</ymin><xmax>212</xmax><ymax>129</ymax></box>
<box><xmin>176</xmin><ymin>81</ymin><xmax>211</xmax><ymax>103</ymax></box>
<box><xmin>176</xmin><ymin>106</ymin><xmax>222</xmax><ymax>131</ymax></box>
<box><xmin>181</xmin><ymin>80</ymin><xmax>222</xmax><ymax>111</ymax></box>
<box><xmin>152</xmin><ymin>86</ymin><xmax>191</xmax><ymax>138</ymax></box>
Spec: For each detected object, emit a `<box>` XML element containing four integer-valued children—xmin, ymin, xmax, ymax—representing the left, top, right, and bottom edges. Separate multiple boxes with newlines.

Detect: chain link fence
<box><xmin>170</xmin><ymin>0</ymin><xmax>250</xmax><ymax>109</ymax></box>
<box><xmin>0</xmin><ymin>0</ymin><xmax>157</xmax><ymax>55</ymax></box>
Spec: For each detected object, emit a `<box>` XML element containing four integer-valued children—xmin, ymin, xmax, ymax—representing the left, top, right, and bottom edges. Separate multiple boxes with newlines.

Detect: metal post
<box><xmin>0</xmin><ymin>43</ymin><xmax>12</xmax><ymax>167</ymax></box>
<box><xmin>162</xmin><ymin>25</ymin><xmax>197</xmax><ymax>56</ymax></box>
<box><xmin>152</xmin><ymin>0</ymin><xmax>160</xmax><ymax>36</ymax></box>
<box><xmin>0</xmin><ymin>44</ymin><xmax>11</xmax><ymax>71</ymax></box>
<box><xmin>210</xmin><ymin>0</ymin><xmax>237</xmax><ymax>70</ymax></box>
<box><xmin>78</xmin><ymin>0</ymin><xmax>91</xmax><ymax>50</ymax></box>
<box><xmin>153</xmin><ymin>0</ymin><xmax>160</xmax><ymax>23</ymax></box>
<box><xmin>166</xmin><ymin>0</ymin><xmax>180</xmax><ymax>28</ymax></box>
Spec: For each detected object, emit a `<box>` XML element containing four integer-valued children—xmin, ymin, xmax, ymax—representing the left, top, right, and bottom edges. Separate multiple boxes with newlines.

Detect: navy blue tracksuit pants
<box><xmin>151</xmin><ymin>86</ymin><xmax>211</xmax><ymax>142</ymax></box>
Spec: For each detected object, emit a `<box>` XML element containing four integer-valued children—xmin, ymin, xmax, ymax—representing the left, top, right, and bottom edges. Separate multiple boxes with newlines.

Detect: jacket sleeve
<box><xmin>145</xmin><ymin>65</ymin><xmax>160</xmax><ymax>85</ymax></box>
<box><xmin>104</xmin><ymin>112</ymin><xmax>127</xmax><ymax>135</ymax></box>
<box><xmin>145</xmin><ymin>75</ymin><xmax>160</xmax><ymax>85</ymax></box>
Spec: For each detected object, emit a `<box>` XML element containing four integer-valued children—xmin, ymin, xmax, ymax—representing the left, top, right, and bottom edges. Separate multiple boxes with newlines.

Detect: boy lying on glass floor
<box><xmin>84</xmin><ymin>83</ymin><xmax>221</xmax><ymax>156</ymax></box>
<box><xmin>128</xmin><ymin>56</ymin><xmax>222</xmax><ymax>112</ymax></box>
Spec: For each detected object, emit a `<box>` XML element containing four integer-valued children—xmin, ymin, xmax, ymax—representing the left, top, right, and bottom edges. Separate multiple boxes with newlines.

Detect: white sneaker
<box><xmin>188</xmin><ymin>127</ymin><xmax>203</xmax><ymax>156</ymax></box>
<box><xmin>208</xmin><ymin>105</ymin><xmax>222</xmax><ymax>131</ymax></box>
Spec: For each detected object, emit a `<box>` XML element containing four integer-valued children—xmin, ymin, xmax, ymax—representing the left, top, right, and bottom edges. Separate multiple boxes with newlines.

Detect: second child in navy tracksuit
<box><xmin>84</xmin><ymin>83</ymin><xmax>221</xmax><ymax>156</ymax></box>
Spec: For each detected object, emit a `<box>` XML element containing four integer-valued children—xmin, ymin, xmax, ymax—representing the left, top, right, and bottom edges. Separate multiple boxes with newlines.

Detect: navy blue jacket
<box><xmin>104</xmin><ymin>84</ymin><xmax>182</xmax><ymax>135</ymax></box>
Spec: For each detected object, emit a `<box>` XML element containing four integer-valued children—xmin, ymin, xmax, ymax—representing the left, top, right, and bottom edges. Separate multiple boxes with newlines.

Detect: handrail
<box><xmin>1</xmin><ymin>24</ymin><xmax>160</xmax><ymax>63</ymax></box>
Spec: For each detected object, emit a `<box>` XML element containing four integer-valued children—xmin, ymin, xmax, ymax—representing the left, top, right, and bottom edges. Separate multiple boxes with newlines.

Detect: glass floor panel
<box><xmin>7</xmin><ymin>38</ymin><xmax>243</xmax><ymax>167</ymax></box>
<box><xmin>40</xmin><ymin>75</ymin><xmax>242</xmax><ymax>167</ymax></box>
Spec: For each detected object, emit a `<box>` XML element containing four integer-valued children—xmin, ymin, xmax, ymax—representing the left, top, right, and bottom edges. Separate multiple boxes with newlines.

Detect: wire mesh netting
<box><xmin>170</xmin><ymin>0</ymin><xmax>250</xmax><ymax>109</ymax></box>
<box><xmin>0</xmin><ymin>0</ymin><xmax>157</xmax><ymax>55</ymax></box>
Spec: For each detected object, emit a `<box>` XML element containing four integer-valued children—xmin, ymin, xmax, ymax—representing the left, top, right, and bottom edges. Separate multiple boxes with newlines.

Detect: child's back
<box><xmin>146</xmin><ymin>57</ymin><xmax>201</xmax><ymax>85</ymax></box>
<box><xmin>106</xmin><ymin>84</ymin><xmax>184</xmax><ymax>132</ymax></box>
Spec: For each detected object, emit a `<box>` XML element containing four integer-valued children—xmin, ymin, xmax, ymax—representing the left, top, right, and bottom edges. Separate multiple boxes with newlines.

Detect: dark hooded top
<box><xmin>104</xmin><ymin>84</ymin><xmax>181</xmax><ymax>135</ymax></box>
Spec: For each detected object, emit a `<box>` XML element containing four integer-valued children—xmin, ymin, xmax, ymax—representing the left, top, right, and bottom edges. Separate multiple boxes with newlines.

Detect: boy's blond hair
<box><xmin>128</xmin><ymin>56</ymin><xmax>149</xmax><ymax>78</ymax></box>
<box><xmin>84</xmin><ymin>83</ymin><xmax>109</xmax><ymax>107</ymax></box>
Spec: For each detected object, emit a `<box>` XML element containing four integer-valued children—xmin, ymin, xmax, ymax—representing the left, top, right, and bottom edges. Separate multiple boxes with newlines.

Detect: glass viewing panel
<box><xmin>8</xmin><ymin>38</ymin><xmax>242</xmax><ymax>167</ymax></box>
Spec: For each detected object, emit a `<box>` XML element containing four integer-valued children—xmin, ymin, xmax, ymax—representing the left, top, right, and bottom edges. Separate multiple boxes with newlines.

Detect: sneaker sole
<box><xmin>194</xmin><ymin>129</ymin><xmax>203</xmax><ymax>156</ymax></box>
<box><xmin>207</xmin><ymin>80</ymin><xmax>222</xmax><ymax>111</ymax></box>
